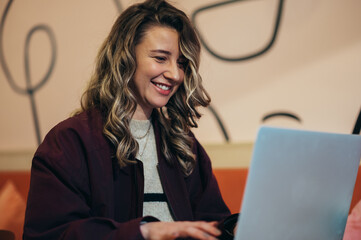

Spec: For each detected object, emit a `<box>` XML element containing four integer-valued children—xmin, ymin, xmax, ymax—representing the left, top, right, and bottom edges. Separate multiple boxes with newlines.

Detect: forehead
<box><xmin>137</xmin><ymin>26</ymin><xmax>180</xmax><ymax>54</ymax></box>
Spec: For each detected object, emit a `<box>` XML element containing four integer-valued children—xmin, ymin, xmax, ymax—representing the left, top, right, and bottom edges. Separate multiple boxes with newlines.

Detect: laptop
<box><xmin>235</xmin><ymin>126</ymin><xmax>361</xmax><ymax>240</ymax></box>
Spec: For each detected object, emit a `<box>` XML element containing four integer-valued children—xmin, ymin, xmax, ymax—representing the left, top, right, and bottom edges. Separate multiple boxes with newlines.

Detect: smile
<box><xmin>151</xmin><ymin>81</ymin><xmax>173</xmax><ymax>96</ymax></box>
<box><xmin>154</xmin><ymin>83</ymin><xmax>171</xmax><ymax>91</ymax></box>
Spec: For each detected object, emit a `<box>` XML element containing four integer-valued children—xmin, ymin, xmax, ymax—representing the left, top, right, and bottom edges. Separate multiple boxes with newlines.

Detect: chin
<box><xmin>149</xmin><ymin>99</ymin><xmax>171</xmax><ymax>110</ymax></box>
<box><xmin>152</xmin><ymin>103</ymin><xmax>168</xmax><ymax>109</ymax></box>
<box><xmin>149</xmin><ymin>97</ymin><xmax>170</xmax><ymax>108</ymax></box>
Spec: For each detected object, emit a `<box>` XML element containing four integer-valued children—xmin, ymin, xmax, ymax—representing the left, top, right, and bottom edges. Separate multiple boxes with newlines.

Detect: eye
<box><xmin>154</xmin><ymin>56</ymin><xmax>166</xmax><ymax>62</ymax></box>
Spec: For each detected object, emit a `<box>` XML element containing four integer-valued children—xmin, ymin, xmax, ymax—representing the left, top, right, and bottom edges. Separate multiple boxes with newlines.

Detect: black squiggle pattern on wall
<box><xmin>0</xmin><ymin>0</ymin><xmax>57</xmax><ymax>145</ymax></box>
<box><xmin>191</xmin><ymin>0</ymin><xmax>302</xmax><ymax>141</ymax></box>
<box><xmin>190</xmin><ymin>0</ymin><xmax>284</xmax><ymax>141</ymax></box>
<box><xmin>191</xmin><ymin>0</ymin><xmax>284</xmax><ymax>62</ymax></box>
<box><xmin>208</xmin><ymin>105</ymin><xmax>230</xmax><ymax>141</ymax></box>
<box><xmin>262</xmin><ymin>112</ymin><xmax>302</xmax><ymax>123</ymax></box>
<box><xmin>113</xmin><ymin>0</ymin><xmax>123</xmax><ymax>13</ymax></box>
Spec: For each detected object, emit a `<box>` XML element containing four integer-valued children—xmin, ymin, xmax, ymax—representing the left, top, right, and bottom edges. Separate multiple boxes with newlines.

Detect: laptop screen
<box><xmin>235</xmin><ymin>126</ymin><xmax>361</xmax><ymax>240</ymax></box>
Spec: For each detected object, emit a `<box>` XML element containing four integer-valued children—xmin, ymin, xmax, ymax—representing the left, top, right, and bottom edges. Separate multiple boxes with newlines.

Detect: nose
<box><xmin>163</xmin><ymin>61</ymin><xmax>183</xmax><ymax>82</ymax></box>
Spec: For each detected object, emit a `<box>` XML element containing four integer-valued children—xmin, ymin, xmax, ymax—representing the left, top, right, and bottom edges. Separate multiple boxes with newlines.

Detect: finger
<box><xmin>180</xmin><ymin>225</ymin><xmax>219</xmax><ymax>240</ymax></box>
<box><xmin>192</xmin><ymin>221</ymin><xmax>221</xmax><ymax>237</ymax></box>
<box><xmin>177</xmin><ymin>222</ymin><xmax>221</xmax><ymax>239</ymax></box>
<box><xmin>209</xmin><ymin>221</ymin><xmax>219</xmax><ymax>227</ymax></box>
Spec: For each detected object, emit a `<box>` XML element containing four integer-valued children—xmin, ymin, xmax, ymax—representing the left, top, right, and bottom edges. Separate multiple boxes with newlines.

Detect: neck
<box><xmin>133</xmin><ymin>106</ymin><xmax>153</xmax><ymax>120</ymax></box>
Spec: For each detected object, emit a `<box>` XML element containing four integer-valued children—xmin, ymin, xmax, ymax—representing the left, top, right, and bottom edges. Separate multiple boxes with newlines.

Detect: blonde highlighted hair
<box><xmin>80</xmin><ymin>0</ymin><xmax>210</xmax><ymax>175</ymax></box>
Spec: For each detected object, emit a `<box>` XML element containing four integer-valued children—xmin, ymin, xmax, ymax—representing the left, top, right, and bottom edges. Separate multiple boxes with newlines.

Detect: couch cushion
<box><xmin>0</xmin><ymin>180</ymin><xmax>26</xmax><ymax>240</ymax></box>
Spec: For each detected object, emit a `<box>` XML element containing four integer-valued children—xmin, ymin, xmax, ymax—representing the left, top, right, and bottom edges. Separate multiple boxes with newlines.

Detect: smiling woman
<box><xmin>23</xmin><ymin>0</ymin><xmax>237</xmax><ymax>239</ymax></box>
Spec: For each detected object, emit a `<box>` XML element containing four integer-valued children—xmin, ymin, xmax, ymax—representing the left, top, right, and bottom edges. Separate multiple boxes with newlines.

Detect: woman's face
<box><xmin>132</xmin><ymin>25</ymin><xmax>185</xmax><ymax>119</ymax></box>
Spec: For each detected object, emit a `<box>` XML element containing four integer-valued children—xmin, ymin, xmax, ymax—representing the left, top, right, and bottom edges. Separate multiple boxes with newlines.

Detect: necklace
<box><xmin>131</xmin><ymin>120</ymin><xmax>152</xmax><ymax>158</ymax></box>
<box><xmin>137</xmin><ymin>130</ymin><xmax>150</xmax><ymax>157</ymax></box>
<box><xmin>132</xmin><ymin>121</ymin><xmax>151</xmax><ymax>140</ymax></box>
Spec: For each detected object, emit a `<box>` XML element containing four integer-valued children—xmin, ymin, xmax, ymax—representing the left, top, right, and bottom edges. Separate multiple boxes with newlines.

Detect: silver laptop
<box><xmin>235</xmin><ymin>126</ymin><xmax>361</xmax><ymax>240</ymax></box>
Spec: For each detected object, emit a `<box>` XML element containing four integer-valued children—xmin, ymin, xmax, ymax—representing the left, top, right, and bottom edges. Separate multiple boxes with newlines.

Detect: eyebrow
<box><xmin>150</xmin><ymin>49</ymin><xmax>171</xmax><ymax>55</ymax></box>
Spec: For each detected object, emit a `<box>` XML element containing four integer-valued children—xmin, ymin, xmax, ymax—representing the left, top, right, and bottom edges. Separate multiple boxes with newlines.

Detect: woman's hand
<box><xmin>140</xmin><ymin>221</ymin><xmax>221</xmax><ymax>240</ymax></box>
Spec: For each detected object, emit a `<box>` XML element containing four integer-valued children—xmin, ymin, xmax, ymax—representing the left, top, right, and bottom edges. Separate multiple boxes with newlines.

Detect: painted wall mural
<box><xmin>0</xmin><ymin>0</ymin><xmax>56</xmax><ymax>145</ymax></box>
<box><xmin>0</xmin><ymin>0</ymin><xmax>360</xmax><ymax>151</ymax></box>
<box><xmin>192</xmin><ymin>0</ymin><xmax>305</xmax><ymax>141</ymax></box>
<box><xmin>192</xmin><ymin>0</ymin><xmax>284</xmax><ymax>62</ymax></box>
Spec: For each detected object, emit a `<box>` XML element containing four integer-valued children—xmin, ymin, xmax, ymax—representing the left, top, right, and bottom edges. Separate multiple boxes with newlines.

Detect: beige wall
<box><xmin>1</xmin><ymin>0</ymin><xmax>360</xmax><ymax>155</ymax></box>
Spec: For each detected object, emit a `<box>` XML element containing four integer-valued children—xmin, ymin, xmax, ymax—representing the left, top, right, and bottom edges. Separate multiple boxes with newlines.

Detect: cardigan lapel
<box><xmin>153</xmin><ymin>119</ymin><xmax>194</xmax><ymax>221</ymax></box>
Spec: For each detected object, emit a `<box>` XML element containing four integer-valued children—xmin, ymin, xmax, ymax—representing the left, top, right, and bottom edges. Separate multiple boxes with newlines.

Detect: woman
<box><xmin>24</xmin><ymin>0</ymin><xmax>237</xmax><ymax>239</ymax></box>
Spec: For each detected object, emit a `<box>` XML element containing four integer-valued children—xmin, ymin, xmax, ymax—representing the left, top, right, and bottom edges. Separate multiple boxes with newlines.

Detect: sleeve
<box><xmin>187</xmin><ymin>134</ymin><xmax>239</xmax><ymax>239</ymax></box>
<box><xmin>23</xmin><ymin>125</ymin><xmax>158</xmax><ymax>240</ymax></box>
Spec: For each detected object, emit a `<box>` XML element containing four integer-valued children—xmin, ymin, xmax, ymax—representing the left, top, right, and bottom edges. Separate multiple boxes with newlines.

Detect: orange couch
<box><xmin>0</xmin><ymin>171</ymin><xmax>30</xmax><ymax>240</ymax></box>
<box><xmin>213</xmin><ymin>167</ymin><xmax>361</xmax><ymax>214</ymax></box>
<box><xmin>1</xmin><ymin>167</ymin><xmax>361</xmax><ymax>239</ymax></box>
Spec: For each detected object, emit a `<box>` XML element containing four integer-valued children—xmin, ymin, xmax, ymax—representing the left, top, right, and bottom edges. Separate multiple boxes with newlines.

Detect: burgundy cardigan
<box><xmin>23</xmin><ymin>109</ymin><xmax>232</xmax><ymax>239</ymax></box>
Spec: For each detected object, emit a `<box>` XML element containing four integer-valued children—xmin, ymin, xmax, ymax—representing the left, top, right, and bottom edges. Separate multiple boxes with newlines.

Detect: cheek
<box><xmin>147</xmin><ymin>62</ymin><xmax>163</xmax><ymax>76</ymax></box>
<box><xmin>135</xmin><ymin>61</ymin><xmax>159</xmax><ymax>80</ymax></box>
<box><xmin>132</xmin><ymin>74</ymin><xmax>144</xmax><ymax>94</ymax></box>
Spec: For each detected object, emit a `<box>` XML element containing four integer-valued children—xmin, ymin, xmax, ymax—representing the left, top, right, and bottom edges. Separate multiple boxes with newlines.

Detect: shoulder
<box><xmin>33</xmin><ymin>108</ymin><xmax>111</xmax><ymax>178</ymax></box>
<box><xmin>46</xmin><ymin>108</ymin><xmax>106</xmax><ymax>148</ymax></box>
<box><xmin>54</xmin><ymin>108</ymin><xmax>103</xmax><ymax>137</ymax></box>
<box><xmin>35</xmin><ymin>108</ymin><xmax>109</xmax><ymax>164</ymax></box>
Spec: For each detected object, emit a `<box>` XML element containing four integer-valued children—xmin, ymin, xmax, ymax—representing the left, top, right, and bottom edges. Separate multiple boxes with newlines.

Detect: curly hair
<box><xmin>80</xmin><ymin>0</ymin><xmax>210</xmax><ymax>175</ymax></box>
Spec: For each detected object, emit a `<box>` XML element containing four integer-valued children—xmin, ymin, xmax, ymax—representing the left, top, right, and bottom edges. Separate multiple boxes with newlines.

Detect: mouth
<box><xmin>154</xmin><ymin>82</ymin><xmax>171</xmax><ymax>90</ymax></box>
<box><xmin>151</xmin><ymin>81</ymin><xmax>172</xmax><ymax>95</ymax></box>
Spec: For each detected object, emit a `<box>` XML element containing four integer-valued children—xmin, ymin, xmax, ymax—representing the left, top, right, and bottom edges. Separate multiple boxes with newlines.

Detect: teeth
<box><xmin>155</xmin><ymin>83</ymin><xmax>170</xmax><ymax>91</ymax></box>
